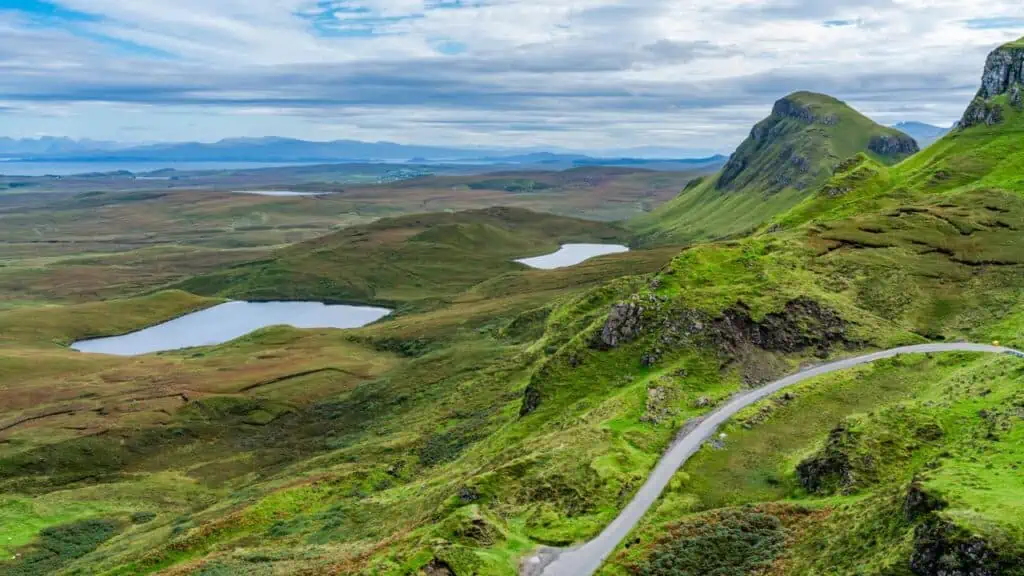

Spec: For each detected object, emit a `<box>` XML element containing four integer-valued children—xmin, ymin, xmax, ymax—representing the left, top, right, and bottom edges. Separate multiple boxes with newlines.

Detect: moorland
<box><xmin>1</xmin><ymin>37</ymin><xmax>1024</xmax><ymax>576</ymax></box>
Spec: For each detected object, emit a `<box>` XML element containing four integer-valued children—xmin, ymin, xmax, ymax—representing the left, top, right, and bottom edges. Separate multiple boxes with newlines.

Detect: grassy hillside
<box><xmin>632</xmin><ymin>92</ymin><xmax>919</xmax><ymax>245</ymax></box>
<box><xmin>2</xmin><ymin>38</ymin><xmax>1024</xmax><ymax>576</ymax></box>
<box><xmin>177</xmin><ymin>207</ymin><xmax>629</xmax><ymax>310</ymax></box>
<box><xmin>0</xmin><ymin>167</ymin><xmax>702</xmax><ymax>304</ymax></box>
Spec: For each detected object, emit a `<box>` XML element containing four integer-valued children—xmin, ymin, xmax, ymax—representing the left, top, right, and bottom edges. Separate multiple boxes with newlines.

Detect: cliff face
<box><xmin>958</xmin><ymin>40</ymin><xmax>1024</xmax><ymax>129</ymax></box>
<box><xmin>978</xmin><ymin>44</ymin><xmax>1024</xmax><ymax>99</ymax></box>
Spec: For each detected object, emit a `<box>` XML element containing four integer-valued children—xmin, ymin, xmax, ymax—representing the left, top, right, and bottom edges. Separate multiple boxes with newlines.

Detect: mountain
<box><xmin>10</xmin><ymin>137</ymin><xmax>727</xmax><ymax>166</ymax></box>
<box><xmin>631</xmin><ymin>91</ymin><xmax>919</xmax><ymax>245</ymax></box>
<box><xmin>38</xmin><ymin>137</ymin><xmax>501</xmax><ymax>163</ymax></box>
<box><xmin>891</xmin><ymin>121</ymin><xmax>950</xmax><ymax>147</ymax></box>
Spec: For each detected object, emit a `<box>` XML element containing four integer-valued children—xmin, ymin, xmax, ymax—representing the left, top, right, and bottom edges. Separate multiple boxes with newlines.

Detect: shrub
<box><xmin>640</xmin><ymin>510</ymin><xmax>785</xmax><ymax>576</ymax></box>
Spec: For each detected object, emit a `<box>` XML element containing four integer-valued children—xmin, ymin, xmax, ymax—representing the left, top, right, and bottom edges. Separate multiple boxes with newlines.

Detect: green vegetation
<box><xmin>178</xmin><ymin>207</ymin><xmax>629</xmax><ymax>310</ymax></box>
<box><xmin>632</xmin><ymin>91</ymin><xmax>919</xmax><ymax>245</ymax></box>
<box><xmin>638</xmin><ymin>509</ymin><xmax>786</xmax><ymax>576</ymax></box>
<box><xmin>2</xmin><ymin>37</ymin><xmax>1024</xmax><ymax>576</ymax></box>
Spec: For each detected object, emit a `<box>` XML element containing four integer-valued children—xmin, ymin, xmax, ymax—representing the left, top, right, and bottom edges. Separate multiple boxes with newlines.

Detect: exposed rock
<box><xmin>594</xmin><ymin>302</ymin><xmax>645</xmax><ymax>349</ymax></box>
<box><xmin>795</xmin><ymin>424</ymin><xmax>855</xmax><ymax>494</ymax></box>
<box><xmin>424</xmin><ymin>559</ymin><xmax>455</xmax><ymax>576</ymax></box>
<box><xmin>910</xmin><ymin>519</ymin><xmax>1015</xmax><ymax>576</ymax></box>
<box><xmin>958</xmin><ymin>43</ymin><xmax>1024</xmax><ymax>129</ymax></box>
<box><xmin>642</xmin><ymin>386</ymin><xmax>679</xmax><ymax>424</ymax></box>
<box><xmin>869</xmin><ymin>134</ymin><xmax>920</xmax><ymax>157</ymax></box>
<box><xmin>519</xmin><ymin>382</ymin><xmax>542</xmax><ymax>417</ymax></box>
<box><xmin>904</xmin><ymin>480</ymin><xmax>945</xmax><ymax>521</ymax></box>
<box><xmin>977</xmin><ymin>44</ymin><xmax>1024</xmax><ymax>100</ymax></box>
<box><xmin>640</xmin><ymin>350</ymin><xmax>661</xmax><ymax>367</ymax></box>
<box><xmin>772</xmin><ymin>97</ymin><xmax>819</xmax><ymax>124</ymax></box>
<box><xmin>711</xmin><ymin>298</ymin><xmax>850</xmax><ymax>357</ymax></box>
<box><xmin>694</xmin><ymin>396</ymin><xmax>712</xmax><ymax>409</ymax></box>
<box><xmin>790</xmin><ymin>154</ymin><xmax>811</xmax><ymax>173</ymax></box>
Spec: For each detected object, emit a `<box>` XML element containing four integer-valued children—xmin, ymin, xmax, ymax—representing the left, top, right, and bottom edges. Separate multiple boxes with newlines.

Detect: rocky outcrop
<box><xmin>423</xmin><ymin>559</ymin><xmax>455</xmax><ymax>576</ymax></box>
<box><xmin>711</xmin><ymin>298</ymin><xmax>850</xmax><ymax>357</ymax></box>
<box><xmin>910</xmin><ymin>519</ymin><xmax>1017</xmax><ymax>576</ymax></box>
<box><xmin>977</xmin><ymin>44</ymin><xmax>1024</xmax><ymax>100</ymax></box>
<box><xmin>904</xmin><ymin>480</ymin><xmax>946</xmax><ymax>521</ymax></box>
<box><xmin>958</xmin><ymin>42</ymin><xmax>1024</xmax><ymax>129</ymax></box>
<box><xmin>519</xmin><ymin>382</ymin><xmax>542</xmax><ymax>417</ymax></box>
<box><xmin>795</xmin><ymin>424</ymin><xmax>856</xmax><ymax>493</ymax></box>
<box><xmin>595</xmin><ymin>302</ymin><xmax>645</xmax><ymax>349</ymax></box>
<box><xmin>869</xmin><ymin>134</ymin><xmax>920</xmax><ymax>157</ymax></box>
<box><xmin>772</xmin><ymin>97</ymin><xmax>819</xmax><ymax>124</ymax></box>
<box><xmin>959</xmin><ymin>98</ymin><xmax>1006</xmax><ymax>129</ymax></box>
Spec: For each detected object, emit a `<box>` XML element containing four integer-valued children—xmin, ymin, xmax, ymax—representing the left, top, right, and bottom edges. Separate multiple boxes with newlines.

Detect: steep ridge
<box><xmin>958</xmin><ymin>38</ymin><xmax>1024</xmax><ymax>129</ymax></box>
<box><xmin>775</xmin><ymin>37</ymin><xmax>1024</xmax><ymax>232</ymax></box>
<box><xmin>632</xmin><ymin>92</ymin><xmax>918</xmax><ymax>245</ymax></box>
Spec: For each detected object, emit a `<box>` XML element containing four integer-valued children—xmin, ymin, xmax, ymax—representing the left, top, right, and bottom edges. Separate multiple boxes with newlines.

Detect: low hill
<box><xmin>632</xmin><ymin>91</ymin><xmax>919</xmax><ymax>245</ymax></box>
<box><xmin>177</xmin><ymin>206</ymin><xmax>630</xmax><ymax>309</ymax></box>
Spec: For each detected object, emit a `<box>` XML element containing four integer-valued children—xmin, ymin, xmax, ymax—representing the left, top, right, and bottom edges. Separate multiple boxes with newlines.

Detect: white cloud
<box><xmin>0</xmin><ymin>0</ymin><xmax>1022</xmax><ymax>150</ymax></box>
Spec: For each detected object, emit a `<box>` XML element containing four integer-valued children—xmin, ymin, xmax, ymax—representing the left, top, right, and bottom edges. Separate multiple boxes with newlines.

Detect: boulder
<box><xmin>595</xmin><ymin>302</ymin><xmax>645</xmax><ymax>349</ymax></box>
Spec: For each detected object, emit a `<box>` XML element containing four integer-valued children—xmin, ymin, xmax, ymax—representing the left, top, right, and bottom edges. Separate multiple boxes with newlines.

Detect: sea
<box><xmin>0</xmin><ymin>161</ymin><xmax>319</xmax><ymax>177</ymax></box>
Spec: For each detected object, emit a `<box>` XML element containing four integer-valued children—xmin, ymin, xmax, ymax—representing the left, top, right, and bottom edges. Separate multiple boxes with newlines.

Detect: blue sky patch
<box><xmin>963</xmin><ymin>17</ymin><xmax>1024</xmax><ymax>30</ymax></box>
<box><xmin>4</xmin><ymin>0</ymin><xmax>98</xmax><ymax>22</ymax></box>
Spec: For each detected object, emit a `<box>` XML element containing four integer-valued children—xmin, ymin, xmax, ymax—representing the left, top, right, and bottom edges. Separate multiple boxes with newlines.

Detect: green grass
<box><xmin>4</xmin><ymin>42</ymin><xmax>1024</xmax><ymax>576</ymax></box>
<box><xmin>603</xmin><ymin>353</ymin><xmax>1024</xmax><ymax>575</ymax></box>
<box><xmin>177</xmin><ymin>207</ymin><xmax>631</xmax><ymax>310</ymax></box>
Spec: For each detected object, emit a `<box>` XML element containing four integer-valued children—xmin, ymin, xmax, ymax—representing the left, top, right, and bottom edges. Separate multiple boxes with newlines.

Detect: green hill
<box><xmin>3</xmin><ymin>39</ymin><xmax>1024</xmax><ymax>576</ymax></box>
<box><xmin>177</xmin><ymin>206</ymin><xmax>629</xmax><ymax>310</ymax></box>
<box><xmin>633</xmin><ymin>91</ymin><xmax>918</xmax><ymax>245</ymax></box>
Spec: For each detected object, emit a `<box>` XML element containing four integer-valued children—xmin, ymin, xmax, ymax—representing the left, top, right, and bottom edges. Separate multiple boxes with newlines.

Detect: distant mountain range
<box><xmin>0</xmin><ymin>126</ymin><xmax>946</xmax><ymax>165</ymax></box>
<box><xmin>0</xmin><ymin>136</ymin><xmax>727</xmax><ymax>166</ymax></box>
<box><xmin>891</xmin><ymin>122</ymin><xmax>951</xmax><ymax>147</ymax></box>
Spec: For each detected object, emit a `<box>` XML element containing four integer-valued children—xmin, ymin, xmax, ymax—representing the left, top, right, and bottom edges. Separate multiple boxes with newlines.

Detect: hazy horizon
<box><xmin>2</xmin><ymin>1</ymin><xmax>1022</xmax><ymax>151</ymax></box>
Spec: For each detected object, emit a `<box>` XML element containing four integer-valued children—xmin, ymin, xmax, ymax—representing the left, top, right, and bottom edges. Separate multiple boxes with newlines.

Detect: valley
<box><xmin>2</xmin><ymin>36</ymin><xmax>1024</xmax><ymax>576</ymax></box>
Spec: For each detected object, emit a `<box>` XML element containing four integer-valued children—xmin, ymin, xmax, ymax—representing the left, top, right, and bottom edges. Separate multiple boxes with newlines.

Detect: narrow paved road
<box><xmin>527</xmin><ymin>343</ymin><xmax>1023</xmax><ymax>576</ymax></box>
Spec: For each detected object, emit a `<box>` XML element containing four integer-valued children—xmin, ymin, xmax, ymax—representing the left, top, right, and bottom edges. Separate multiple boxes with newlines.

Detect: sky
<box><xmin>1</xmin><ymin>0</ymin><xmax>1023</xmax><ymax>153</ymax></box>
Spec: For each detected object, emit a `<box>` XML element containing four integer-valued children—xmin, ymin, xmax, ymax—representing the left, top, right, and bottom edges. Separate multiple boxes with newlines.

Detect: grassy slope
<box><xmin>0</xmin><ymin>168</ymin><xmax>703</xmax><ymax>304</ymax></box>
<box><xmin>177</xmin><ymin>207</ymin><xmax>630</xmax><ymax>310</ymax></box>
<box><xmin>3</xmin><ymin>184</ymin><xmax>1022</xmax><ymax>575</ymax></box>
<box><xmin>0</xmin><ymin>206</ymin><xmax>682</xmax><ymax>575</ymax></box>
<box><xmin>632</xmin><ymin>92</ymin><xmax>917</xmax><ymax>245</ymax></box>
<box><xmin>3</xmin><ymin>50</ymin><xmax>1024</xmax><ymax>576</ymax></box>
<box><xmin>597</xmin><ymin>47</ymin><xmax>1024</xmax><ymax>576</ymax></box>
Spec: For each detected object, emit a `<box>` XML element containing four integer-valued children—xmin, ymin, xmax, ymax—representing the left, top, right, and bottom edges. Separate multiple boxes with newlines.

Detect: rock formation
<box><xmin>958</xmin><ymin>41</ymin><xmax>1024</xmax><ymax>129</ymax></box>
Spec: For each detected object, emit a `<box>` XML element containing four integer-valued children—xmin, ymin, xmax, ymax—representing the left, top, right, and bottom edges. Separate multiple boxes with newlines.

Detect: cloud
<box><xmin>0</xmin><ymin>0</ymin><xmax>1022</xmax><ymax>151</ymax></box>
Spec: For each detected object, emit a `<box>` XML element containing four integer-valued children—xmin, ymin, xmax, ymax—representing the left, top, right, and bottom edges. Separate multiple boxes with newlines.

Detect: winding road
<box><xmin>525</xmin><ymin>343</ymin><xmax>1024</xmax><ymax>576</ymax></box>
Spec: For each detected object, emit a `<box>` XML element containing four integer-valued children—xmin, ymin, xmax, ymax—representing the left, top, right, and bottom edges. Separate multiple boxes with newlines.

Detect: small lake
<box><xmin>232</xmin><ymin>190</ymin><xmax>329</xmax><ymax>197</ymax></box>
<box><xmin>515</xmin><ymin>244</ymin><xmax>630</xmax><ymax>269</ymax></box>
<box><xmin>71</xmin><ymin>301</ymin><xmax>392</xmax><ymax>356</ymax></box>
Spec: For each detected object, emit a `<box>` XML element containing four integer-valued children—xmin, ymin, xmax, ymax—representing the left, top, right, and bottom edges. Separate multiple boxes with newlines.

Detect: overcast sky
<box><xmin>2</xmin><ymin>0</ymin><xmax>1022</xmax><ymax>153</ymax></box>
